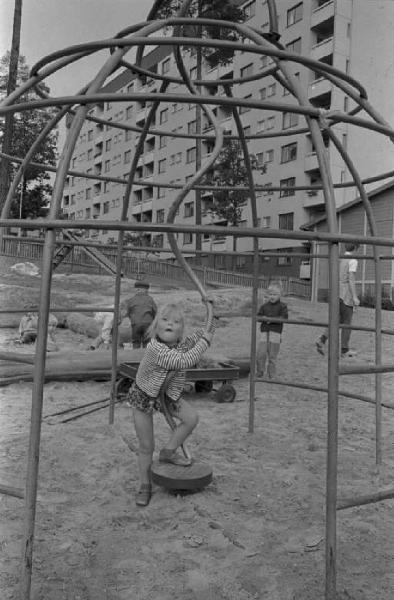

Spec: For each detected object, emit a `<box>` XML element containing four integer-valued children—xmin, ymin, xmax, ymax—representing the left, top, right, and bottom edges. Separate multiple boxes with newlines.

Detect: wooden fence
<box><xmin>1</xmin><ymin>236</ymin><xmax>311</xmax><ymax>298</ymax></box>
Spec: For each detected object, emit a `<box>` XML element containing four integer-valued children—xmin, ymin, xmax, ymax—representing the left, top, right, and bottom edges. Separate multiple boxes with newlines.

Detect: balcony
<box><xmin>131</xmin><ymin>199</ymin><xmax>153</xmax><ymax>214</ymax></box>
<box><xmin>310</xmin><ymin>37</ymin><xmax>333</xmax><ymax>62</ymax></box>
<box><xmin>303</xmin><ymin>189</ymin><xmax>325</xmax><ymax>209</ymax></box>
<box><xmin>138</xmin><ymin>151</ymin><xmax>155</xmax><ymax>165</ymax></box>
<box><xmin>308</xmin><ymin>77</ymin><xmax>332</xmax><ymax>101</ymax></box>
<box><xmin>311</xmin><ymin>0</ymin><xmax>334</xmax><ymax>29</ymax></box>
<box><xmin>304</xmin><ymin>152</ymin><xmax>320</xmax><ymax>172</ymax></box>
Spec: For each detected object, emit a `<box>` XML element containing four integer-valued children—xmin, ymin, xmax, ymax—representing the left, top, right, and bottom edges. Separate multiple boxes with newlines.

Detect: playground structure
<box><xmin>1</xmin><ymin>0</ymin><xmax>394</xmax><ymax>598</ymax></box>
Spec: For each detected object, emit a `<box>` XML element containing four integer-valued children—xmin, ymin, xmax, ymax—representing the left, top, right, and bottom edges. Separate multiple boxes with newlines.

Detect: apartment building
<box><xmin>61</xmin><ymin>0</ymin><xmax>394</xmax><ymax>272</ymax></box>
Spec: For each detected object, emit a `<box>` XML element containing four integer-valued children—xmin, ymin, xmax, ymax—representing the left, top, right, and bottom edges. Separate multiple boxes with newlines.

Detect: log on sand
<box><xmin>65</xmin><ymin>313</ymin><xmax>132</xmax><ymax>344</ymax></box>
<box><xmin>0</xmin><ymin>348</ymin><xmax>145</xmax><ymax>385</ymax></box>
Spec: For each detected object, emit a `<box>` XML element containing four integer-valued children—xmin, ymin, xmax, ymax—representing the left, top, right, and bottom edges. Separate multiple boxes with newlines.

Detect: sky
<box><xmin>0</xmin><ymin>0</ymin><xmax>152</xmax><ymax>96</ymax></box>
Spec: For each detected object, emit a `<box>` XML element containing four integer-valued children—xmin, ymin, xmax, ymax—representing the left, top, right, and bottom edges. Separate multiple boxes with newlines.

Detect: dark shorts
<box><xmin>127</xmin><ymin>383</ymin><xmax>180</xmax><ymax>415</ymax></box>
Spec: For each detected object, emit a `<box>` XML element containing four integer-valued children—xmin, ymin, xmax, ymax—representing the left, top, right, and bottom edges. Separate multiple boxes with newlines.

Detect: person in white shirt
<box><xmin>316</xmin><ymin>242</ymin><xmax>360</xmax><ymax>358</ymax></box>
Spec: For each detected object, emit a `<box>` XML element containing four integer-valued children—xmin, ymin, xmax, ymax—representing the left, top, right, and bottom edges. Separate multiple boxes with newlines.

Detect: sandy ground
<box><xmin>2</xmin><ymin>257</ymin><xmax>394</xmax><ymax>599</ymax></box>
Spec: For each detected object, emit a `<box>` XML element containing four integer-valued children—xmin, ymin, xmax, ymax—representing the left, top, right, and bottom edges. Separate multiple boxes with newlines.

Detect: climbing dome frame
<box><xmin>1</xmin><ymin>1</ymin><xmax>394</xmax><ymax>598</ymax></box>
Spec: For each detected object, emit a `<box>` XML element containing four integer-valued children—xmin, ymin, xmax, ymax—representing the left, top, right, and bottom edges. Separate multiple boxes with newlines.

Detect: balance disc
<box><xmin>151</xmin><ymin>460</ymin><xmax>213</xmax><ymax>491</ymax></box>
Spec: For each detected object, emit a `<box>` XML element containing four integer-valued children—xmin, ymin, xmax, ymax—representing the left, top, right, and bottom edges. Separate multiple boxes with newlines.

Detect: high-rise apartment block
<box><xmin>61</xmin><ymin>0</ymin><xmax>394</xmax><ymax>265</ymax></box>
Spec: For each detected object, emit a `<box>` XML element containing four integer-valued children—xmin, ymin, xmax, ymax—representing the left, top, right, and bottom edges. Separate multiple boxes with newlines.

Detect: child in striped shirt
<box><xmin>128</xmin><ymin>300</ymin><xmax>215</xmax><ymax>507</ymax></box>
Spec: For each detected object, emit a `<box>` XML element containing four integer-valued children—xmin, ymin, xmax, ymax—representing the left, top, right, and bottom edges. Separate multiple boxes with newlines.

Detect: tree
<box><xmin>0</xmin><ymin>53</ymin><xmax>58</xmax><ymax>222</ymax></box>
<box><xmin>155</xmin><ymin>1</ymin><xmax>245</xmax><ymax>261</ymax></box>
<box><xmin>156</xmin><ymin>0</ymin><xmax>245</xmax><ymax>66</ymax></box>
<box><xmin>202</xmin><ymin>139</ymin><xmax>266</xmax><ymax>251</ymax></box>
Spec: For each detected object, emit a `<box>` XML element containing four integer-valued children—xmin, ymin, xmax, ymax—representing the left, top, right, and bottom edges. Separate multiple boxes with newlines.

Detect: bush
<box><xmin>359</xmin><ymin>293</ymin><xmax>394</xmax><ymax>311</ymax></box>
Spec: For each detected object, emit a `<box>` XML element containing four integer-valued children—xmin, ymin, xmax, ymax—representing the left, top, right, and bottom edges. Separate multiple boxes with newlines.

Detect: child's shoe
<box><xmin>135</xmin><ymin>484</ymin><xmax>152</xmax><ymax>507</ymax></box>
<box><xmin>159</xmin><ymin>448</ymin><xmax>192</xmax><ymax>467</ymax></box>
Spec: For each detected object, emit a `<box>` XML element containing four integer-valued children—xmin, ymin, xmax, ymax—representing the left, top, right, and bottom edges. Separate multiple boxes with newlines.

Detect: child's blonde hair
<box><xmin>147</xmin><ymin>302</ymin><xmax>185</xmax><ymax>342</ymax></box>
<box><xmin>267</xmin><ymin>283</ymin><xmax>282</xmax><ymax>295</ymax></box>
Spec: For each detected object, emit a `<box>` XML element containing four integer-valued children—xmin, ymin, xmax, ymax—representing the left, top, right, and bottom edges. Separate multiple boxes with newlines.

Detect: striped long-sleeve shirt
<box><xmin>135</xmin><ymin>329</ymin><xmax>209</xmax><ymax>401</ymax></box>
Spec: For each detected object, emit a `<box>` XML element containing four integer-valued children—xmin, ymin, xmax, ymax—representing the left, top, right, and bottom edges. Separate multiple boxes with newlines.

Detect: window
<box><xmin>159</xmin><ymin>136</ymin><xmax>167</xmax><ymax>149</ymax></box>
<box><xmin>125</xmin><ymin>130</ymin><xmax>133</xmax><ymax>142</ymax></box>
<box><xmin>287</xmin><ymin>3</ymin><xmax>303</xmax><ymax>27</ymax></box>
<box><xmin>154</xmin><ymin>234</ymin><xmax>164</xmax><ymax>247</ymax></box>
<box><xmin>263</xmin><ymin>183</ymin><xmax>273</xmax><ymax>196</ymax></box>
<box><xmin>105</xmin><ymin>139</ymin><xmax>112</xmax><ymax>151</ymax></box>
<box><xmin>239</xmin><ymin>94</ymin><xmax>252</xmax><ymax>114</ymax></box>
<box><xmin>280</xmin><ymin>177</ymin><xmax>296</xmax><ymax>197</ymax></box>
<box><xmin>158</xmin><ymin>186</ymin><xmax>166</xmax><ymax>199</ymax></box>
<box><xmin>266</xmin><ymin>116</ymin><xmax>275</xmax><ymax>130</ymax></box>
<box><xmin>243</xmin><ymin>125</ymin><xmax>251</xmax><ymax>136</ymax></box>
<box><xmin>286</xmin><ymin>37</ymin><xmax>302</xmax><ymax>54</ymax></box>
<box><xmin>162</xmin><ymin>57</ymin><xmax>170</xmax><ymax>74</ymax></box>
<box><xmin>126</xmin><ymin>106</ymin><xmax>133</xmax><ymax>119</ymax></box>
<box><xmin>124</xmin><ymin>150</ymin><xmax>131</xmax><ymax>164</ymax></box>
<box><xmin>127</xmin><ymin>83</ymin><xmax>134</xmax><ymax>94</ymax></box>
<box><xmin>156</xmin><ymin>209</ymin><xmax>165</xmax><ymax>223</ymax></box>
<box><xmin>281</xmin><ymin>142</ymin><xmax>297</xmax><ymax>163</ymax></box>
<box><xmin>160</xmin><ymin>108</ymin><xmax>168</xmax><ymax>124</ymax></box>
<box><xmin>85</xmin><ymin>188</ymin><xmax>91</xmax><ymax>200</ymax></box>
<box><xmin>282</xmin><ymin>111</ymin><xmax>299</xmax><ymax>129</ymax></box>
<box><xmin>158</xmin><ymin>158</ymin><xmax>166</xmax><ymax>173</ymax></box>
<box><xmin>260</xmin><ymin>55</ymin><xmax>269</xmax><ymax>69</ymax></box>
<box><xmin>259</xmin><ymin>87</ymin><xmax>266</xmax><ymax>100</ymax></box>
<box><xmin>268</xmin><ymin>83</ymin><xmax>276</xmax><ymax>97</ymax></box>
<box><xmin>186</xmin><ymin>147</ymin><xmax>196</xmax><ymax>163</ymax></box>
<box><xmin>257</xmin><ymin>119</ymin><xmax>265</xmax><ymax>132</ymax></box>
<box><xmin>85</xmin><ymin>207</ymin><xmax>91</xmax><ymax>218</ymax></box>
<box><xmin>277</xmin><ymin>249</ymin><xmax>293</xmax><ymax>265</ymax></box>
<box><xmin>243</xmin><ymin>0</ymin><xmax>256</xmax><ymax>20</ymax></box>
<box><xmin>87</xmin><ymin>149</ymin><xmax>93</xmax><ymax>160</ymax></box>
<box><xmin>256</xmin><ymin>152</ymin><xmax>264</xmax><ymax>167</ymax></box>
<box><xmin>103</xmin><ymin>201</ymin><xmax>110</xmax><ymax>214</ymax></box>
<box><xmin>183</xmin><ymin>232</ymin><xmax>193</xmax><ymax>245</ymax></box>
<box><xmin>104</xmin><ymin>160</ymin><xmax>111</xmax><ymax>173</ymax></box>
<box><xmin>184</xmin><ymin>201</ymin><xmax>194</xmax><ymax>218</ymax></box>
<box><xmin>240</xmin><ymin>63</ymin><xmax>253</xmax><ymax>78</ymax></box>
<box><xmin>278</xmin><ymin>212</ymin><xmax>294</xmax><ymax>230</ymax></box>
<box><xmin>265</xmin><ymin>149</ymin><xmax>274</xmax><ymax>162</ymax></box>
<box><xmin>188</xmin><ymin>120</ymin><xmax>197</xmax><ymax>134</ymax></box>
<box><xmin>88</xmin><ymin>130</ymin><xmax>93</xmax><ymax>141</ymax></box>
<box><xmin>189</xmin><ymin>66</ymin><xmax>197</xmax><ymax>79</ymax></box>
<box><xmin>262</xmin><ymin>216</ymin><xmax>271</xmax><ymax>228</ymax></box>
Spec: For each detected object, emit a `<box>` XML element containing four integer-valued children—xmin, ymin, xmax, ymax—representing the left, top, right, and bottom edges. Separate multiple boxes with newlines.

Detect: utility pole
<box><xmin>194</xmin><ymin>0</ymin><xmax>203</xmax><ymax>265</ymax></box>
<box><xmin>0</xmin><ymin>0</ymin><xmax>23</xmax><ymax>215</ymax></box>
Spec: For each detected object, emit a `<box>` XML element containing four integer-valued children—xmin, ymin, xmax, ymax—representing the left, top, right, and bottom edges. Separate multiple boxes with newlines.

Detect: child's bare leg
<box><xmin>159</xmin><ymin>399</ymin><xmax>198</xmax><ymax>466</ymax></box>
<box><xmin>267</xmin><ymin>334</ymin><xmax>281</xmax><ymax>379</ymax></box>
<box><xmin>133</xmin><ymin>408</ymin><xmax>154</xmax><ymax>486</ymax></box>
<box><xmin>256</xmin><ymin>339</ymin><xmax>268</xmax><ymax>377</ymax></box>
<box><xmin>166</xmin><ymin>398</ymin><xmax>198</xmax><ymax>450</ymax></box>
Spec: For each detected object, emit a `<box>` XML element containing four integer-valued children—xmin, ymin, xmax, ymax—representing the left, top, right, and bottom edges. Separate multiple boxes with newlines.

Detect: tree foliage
<box><xmin>202</xmin><ymin>139</ymin><xmax>266</xmax><ymax>249</ymax></box>
<box><xmin>0</xmin><ymin>53</ymin><xmax>58</xmax><ymax>219</ymax></box>
<box><xmin>156</xmin><ymin>0</ymin><xmax>245</xmax><ymax>66</ymax></box>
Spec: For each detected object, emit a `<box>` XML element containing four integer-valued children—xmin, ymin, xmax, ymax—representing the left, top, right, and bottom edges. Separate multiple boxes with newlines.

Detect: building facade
<box><xmin>61</xmin><ymin>0</ymin><xmax>394</xmax><ymax>276</ymax></box>
<box><xmin>303</xmin><ymin>181</ymin><xmax>394</xmax><ymax>302</ymax></box>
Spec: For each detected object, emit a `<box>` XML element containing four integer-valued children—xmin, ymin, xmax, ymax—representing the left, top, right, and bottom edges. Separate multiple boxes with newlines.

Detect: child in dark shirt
<box><xmin>256</xmin><ymin>284</ymin><xmax>288</xmax><ymax>379</ymax></box>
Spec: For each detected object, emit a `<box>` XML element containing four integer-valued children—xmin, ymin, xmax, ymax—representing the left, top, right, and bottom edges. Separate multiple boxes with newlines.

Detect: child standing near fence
<box><xmin>256</xmin><ymin>284</ymin><xmax>288</xmax><ymax>379</ymax></box>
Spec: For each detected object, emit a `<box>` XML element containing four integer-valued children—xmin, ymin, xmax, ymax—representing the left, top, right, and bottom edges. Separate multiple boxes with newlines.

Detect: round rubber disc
<box><xmin>151</xmin><ymin>460</ymin><xmax>213</xmax><ymax>491</ymax></box>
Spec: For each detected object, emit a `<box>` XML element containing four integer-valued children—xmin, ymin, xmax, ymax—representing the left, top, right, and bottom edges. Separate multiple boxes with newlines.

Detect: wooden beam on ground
<box><xmin>337</xmin><ymin>488</ymin><xmax>394</xmax><ymax>510</ymax></box>
<box><xmin>0</xmin><ymin>483</ymin><xmax>24</xmax><ymax>499</ymax></box>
